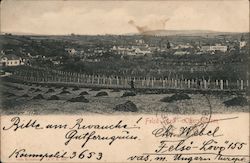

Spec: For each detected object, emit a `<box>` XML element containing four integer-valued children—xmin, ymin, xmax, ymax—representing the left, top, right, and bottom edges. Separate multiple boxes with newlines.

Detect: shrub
<box><xmin>46</xmin><ymin>88</ymin><xmax>55</xmax><ymax>93</ymax></box>
<box><xmin>34</xmin><ymin>88</ymin><xmax>42</xmax><ymax>92</ymax></box>
<box><xmin>121</xmin><ymin>91</ymin><xmax>136</xmax><ymax>97</ymax></box>
<box><xmin>79</xmin><ymin>91</ymin><xmax>89</xmax><ymax>95</ymax></box>
<box><xmin>21</xmin><ymin>94</ymin><xmax>29</xmax><ymax>97</ymax></box>
<box><xmin>160</xmin><ymin>93</ymin><xmax>191</xmax><ymax>102</ymax></box>
<box><xmin>32</xmin><ymin>94</ymin><xmax>44</xmax><ymax>99</ymax></box>
<box><xmin>68</xmin><ymin>96</ymin><xmax>89</xmax><ymax>103</ymax></box>
<box><xmin>48</xmin><ymin>95</ymin><xmax>60</xmax><ymax>100</ymax></box>
<box><xmin>113</xmin><ymin>101</ymin><xmax>138</xmax><ymax>112</ymax></box>
<box><xmin>72</xmin><ymin>87</ymin><xmax>80</xmax><ymax>91</ymax></box>
<box><xmin>95</xmin><ymin>91</ymin><xmax>108</xmax><ymax>97</ymax></box>
<box><xmin>223</xmin><ymin>96</ymin><xmax>248</xmax><ymax>107</ymax></box>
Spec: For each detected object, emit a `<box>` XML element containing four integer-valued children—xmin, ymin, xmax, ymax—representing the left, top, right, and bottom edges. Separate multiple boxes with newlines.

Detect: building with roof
<box><xmin>65</xmin><ymin>48</ymin><xmax>77</xmax><ymax>56</ymax></box>
<box><xmin>0</xmin><ymin>54</ymin><xmax>24</xmax><ymax>67</ymax></box>
<box><xmin>201</xmin><ymin>45</ymin><xmax>228</xmax><ymax>52</ymax></box>
<box><xmin>174</xmin><ymin>51</ymin><xmax>190</xmax><ymax>56</ymax></box>
<box><xmin>239</xmin><ymin>35</ymin><xmax>247</xmax><ymax>49</ymax></box>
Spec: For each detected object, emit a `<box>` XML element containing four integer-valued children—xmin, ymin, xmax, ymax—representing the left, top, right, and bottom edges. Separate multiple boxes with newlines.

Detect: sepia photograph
<box><xmin>0</xmin><ymin>0</ymin><xmax>249</xmax><ymax>115</ymax></box>
<box><xmin>0</xmin><ymin>0</ymin><xmax>249</xmax><ymax>163</ymax></box>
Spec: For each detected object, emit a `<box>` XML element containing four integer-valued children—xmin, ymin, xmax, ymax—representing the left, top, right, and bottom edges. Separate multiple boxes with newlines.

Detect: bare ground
<box><xmin>0</xmin><ymin>81</ymin><xmax>249</xmax><ymax>115</ymax></box>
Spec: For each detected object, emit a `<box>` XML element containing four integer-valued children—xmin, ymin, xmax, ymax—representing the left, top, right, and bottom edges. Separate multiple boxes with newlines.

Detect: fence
<box><xmin>10</xmin><ymin>68</ymin><xmax>249</xmax><ymax>91</ymax></box>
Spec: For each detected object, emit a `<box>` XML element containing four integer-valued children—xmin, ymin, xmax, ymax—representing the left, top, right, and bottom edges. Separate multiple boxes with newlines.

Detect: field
<box><xmin>1</xmin><ymin>79</ymin><xmax>249</xmax><ymax>115</ymax></box>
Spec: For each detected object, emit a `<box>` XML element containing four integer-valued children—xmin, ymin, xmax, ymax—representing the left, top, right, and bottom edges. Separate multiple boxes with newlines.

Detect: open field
<box><xmin>1</xmin><ymin>79</ymin><xmax>249</xmax><ymax>115</ymax></box>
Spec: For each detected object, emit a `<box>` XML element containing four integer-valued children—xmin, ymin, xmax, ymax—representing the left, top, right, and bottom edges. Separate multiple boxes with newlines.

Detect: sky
<box><xmin>1</xmin><ymin>0</ymin><xmax>249</xmax><ymax>35</ymax></box>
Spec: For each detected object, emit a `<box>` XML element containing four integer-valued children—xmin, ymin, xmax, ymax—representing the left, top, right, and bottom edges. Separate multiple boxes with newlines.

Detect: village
<box><xmin>0</xmin><ymin>33</ymin><xmax>248</xmax><ymax>66</ymax></box>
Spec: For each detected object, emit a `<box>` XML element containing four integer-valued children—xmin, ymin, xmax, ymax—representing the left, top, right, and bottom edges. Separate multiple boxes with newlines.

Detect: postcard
<box><xmin>0</xmin><ymin>0</ymin><xmax>249</xmax><ymax>162</ymax></box>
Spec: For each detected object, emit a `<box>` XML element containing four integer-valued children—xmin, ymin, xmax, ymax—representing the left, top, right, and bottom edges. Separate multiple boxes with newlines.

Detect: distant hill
<box><xmin>133</xmin><ymin>29</ymin><xmax>241</xmax><ymax>36</ymax></box>
<box><xmin>2</xmin><ymin>29</ymin><xmax>246</xmax><ymax>37</ymax></box>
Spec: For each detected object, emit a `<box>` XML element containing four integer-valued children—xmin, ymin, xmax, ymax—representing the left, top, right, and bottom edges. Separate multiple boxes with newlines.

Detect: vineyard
<box><xmin>9</xmin><ymin>66</ymin><xmax>249</xmax><ymax>92</ymax></box>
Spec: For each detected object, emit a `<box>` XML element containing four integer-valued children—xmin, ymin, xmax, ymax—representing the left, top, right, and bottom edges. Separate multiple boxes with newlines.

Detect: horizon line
<box><xmin>0</xmin><ymin>30</ymin><xmax>248</xmax><ymax>36</ymax></box>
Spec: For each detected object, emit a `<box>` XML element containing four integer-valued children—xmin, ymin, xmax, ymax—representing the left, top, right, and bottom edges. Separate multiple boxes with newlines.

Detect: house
<box><xmin>134</xmin><ymin>47</ymin><xmax>151</xmax><ymax>56</ymax></box>
<box><xmin>135</xmin><ymin>39</ymin><xmax>145</xmax><ymax>44</ymax></box>
<box><xmin>239</xmin><ymin>35</ymin><xmax>247</xmax><ymax>49</ymax></box>
<box><xmin>174</xmin><ymin>51</ymin><xmax>190</xmax><ymax>56</ymax></box>
<box><xmin>52</xmin><ymin>60</ymin><xmax>61</xmax><ymax>65</ymax></box>
<box><xmin>130</xmin><ymin>46</ymin><xmax>151</xmax><ymax>56</ymax></box>
<box><xmin>240</xmin><ymin>41</ymin><xmax>247</xmax><ymax>49</ymax></box>
<box><xmin>112</xmin><ymin>46</ymin><xmax>132</xmax><ymax>55</ymax></box>
<box><xmin>65</xmin><ymin>48</ymin><xmax>77</xmax><ymax>56</ymax></box>
<box><xmin>201</xmin><ymin>45</ymin><xmax>227</xmax><ymax>52</ymax></box>
<box><xmin>210</xmin><ymin>45</ymin><xmax>228</xmax><ymax>52</ymax></box>
<box><xmin>173</xmin><ymin>44</ymin><xmax>193</xmax><ymax>49</ymax></box>
<box><xmin>0</xmin><ymin>54</ymin><xmax>24</xmax><ymax>67</ymax></box>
